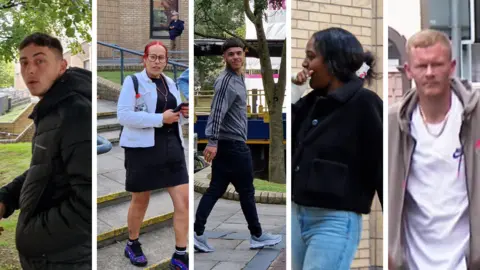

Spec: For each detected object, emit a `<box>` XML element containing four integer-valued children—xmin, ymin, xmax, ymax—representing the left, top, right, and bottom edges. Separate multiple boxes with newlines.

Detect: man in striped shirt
<box><xmin>194</xmin><ymin>38</ymin><xmax>282</xmax><ymax>252</ymax></box>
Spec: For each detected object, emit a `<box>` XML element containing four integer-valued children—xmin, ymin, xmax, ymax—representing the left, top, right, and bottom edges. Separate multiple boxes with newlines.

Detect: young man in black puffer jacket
<box><xmin>0</xmin><ymin>33</ymin><xmax>92</xmax><ymax>269</ymax></box>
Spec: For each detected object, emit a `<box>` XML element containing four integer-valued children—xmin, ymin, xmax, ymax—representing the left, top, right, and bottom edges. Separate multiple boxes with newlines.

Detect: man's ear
<box><xmin>59</xmin><ymin>59</ymin><xmax>68</xmax><ymax>75</ymax></box>
<box><xmin>404</xmin><ymin>62</ymin><xmax>412</xmax><ymax>80</ymax></box>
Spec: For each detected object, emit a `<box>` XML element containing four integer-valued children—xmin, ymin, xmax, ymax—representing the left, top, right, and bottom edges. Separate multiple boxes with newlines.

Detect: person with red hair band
<box><xmin>117</xmin><ymin>41</ymin><xmax>190</xmax><ymax>269</ymax></box>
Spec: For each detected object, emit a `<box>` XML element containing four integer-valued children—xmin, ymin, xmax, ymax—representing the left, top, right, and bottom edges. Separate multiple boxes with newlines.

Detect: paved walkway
<box><xmin>194</xmin><ymin>192</ymin><xmax>286</xmax><ymax>270</ymax></box>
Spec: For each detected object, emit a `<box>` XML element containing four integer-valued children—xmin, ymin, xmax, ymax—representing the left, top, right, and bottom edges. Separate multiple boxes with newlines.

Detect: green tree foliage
<box><xmin>0</xmin><ymin>60</ymin><xmax>13</xmax><ymax>87</ymax></box>
<box><xmin>0</xmin><ymin>0</ymin><xmax>92</xmax><ymax>62</ymax></box>
<box><xmin>194</xmin><ymin>0</ymin><xmax>245</xmax><ymax>90</ymax></box>
<box><xmin>194</xmin><ymin>0</ymin><xmax>244</xmax><ymax>40</ymax></box>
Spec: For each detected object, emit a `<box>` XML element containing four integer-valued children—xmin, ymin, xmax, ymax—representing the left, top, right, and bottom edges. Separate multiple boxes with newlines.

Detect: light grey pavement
<box><xmin>194</xmin><ymin>192</ymin><xmax>286</xmax><ymax>270</ymax></box>
<box><xmin>97</xmin><ymin>99</ymin><xmax>117</xmax><ymax>114</ymax></box>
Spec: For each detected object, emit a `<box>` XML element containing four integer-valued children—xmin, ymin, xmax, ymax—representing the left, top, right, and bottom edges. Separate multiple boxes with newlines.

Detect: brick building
<box><xmin>97</xmin><ymin>0</ymin><xmax>189</xmax><ymax>59</ymax></box>
<box><xmin>292</xmin><ymin>0</ymin><xmax>384</xmax><ymax>269</ymax></box>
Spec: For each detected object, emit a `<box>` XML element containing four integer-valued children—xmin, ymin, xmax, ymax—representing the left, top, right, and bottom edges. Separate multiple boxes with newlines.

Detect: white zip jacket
<box><xmin>117</xmin><ymin>69</ymin><xmax>186</xmax><ymax>148</ymax></box>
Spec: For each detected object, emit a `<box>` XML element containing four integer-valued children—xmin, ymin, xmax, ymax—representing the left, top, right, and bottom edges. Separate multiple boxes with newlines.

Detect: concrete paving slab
<box><xmin>98</xmin><ymin>130</ymin><xmax>121</xmax><ymax>143</ymax></box>
<box><xmin>96</xmin><ymin>219</ymin><xmax>113</xmax><ymax>236</ymax></box>
<box><xmin>97</xmin><ymin>117</ymin><xmax>119</xmax><ymax>129</ymax></box>
<box><xmin>194</xmin><ymin>248</ymin><xmax>257</xmax><ymax>263</ymax></box>
<box><xmin>203</xmin><ymin>219</ymin><xmax>225</xmax><ymax>230</ymax></box>
<box><xmin>97</xmin><ymin>154</ymin><xmax>124</xmax><ymax>174</ymax></box>
<box><xmin>268</xmin><ymin>249</ymin><xmax>286</xmax><ymax>269</ymax></box>
<box><xmin>204</xmin><ymin>231</ymin><xmax>231</xmax><ymax>239</ymax></box>
<box><xmin>223</xmin><ymin>233</ymin><xmax>251</xmax><ymax>241</ymax></box>
<box><xmin>97</xmin><ymin>190</ymin><xmax>174</xmax><ymax>235</ymax></box>
<box><xmin>97</xmin><ymin>221</ymin><xmax>175</xmax><ymax>269</ymax></box>
<box><xmin>234</xmin><ymin>239</ymin><xmax>252</xmax><ymax>251</ymax></box>
<box><xmin>204</xmin><ymin>239</ymin><xmax>242</xmax><ymax>250</ymax></box>
<box><xmin>97</xmin><ymin>174</ymin><xmax>125</xmax><ymax>197</ymax></box>
<box><xmin>244</xmin><ymin>248</ymin><xmax>280</xmax><ymax>270</ymax></box>
<box><xmin>212</xmin><ymin>262</ymin><xmax>247</xmax><ymax>270</ymax></box>
<box><xmin>193</xmin><ymin>193</ymin><xmax>286</xmax><ymax>270</ymax></box>
<box><xmin>102</xmin><ymin>169</ymin><xmax>126</xmax><ymax>184</ymax></box>
<box><xmin>97</xmin><ymin>100</ymin><xmax>117</xmax><ymax>114</ymax></box>
<box><xmin>193</xmin><ymin>261</ymin><xmax>219</xmax><ymax>270</ymax></box>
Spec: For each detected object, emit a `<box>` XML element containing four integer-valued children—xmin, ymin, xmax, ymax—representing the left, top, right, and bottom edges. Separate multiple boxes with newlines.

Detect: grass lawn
<box><xmin>253</xmin><ymin>178</ymin><xmax>286</xmax><ymax>193</ymax></box>
<box><xmin>0</xmin><ymin>143</ymin><xmax>31</xmax><ymax>270</ymax></box>
<box><xmin>98</xmin><ymin>70</ymin><xmax>175</xmax><ymax>85</ymax></box>
<box><xmin>0</xmin><ymin>104</ymin><xmax>28</xmax><ymax>123</ymax></box>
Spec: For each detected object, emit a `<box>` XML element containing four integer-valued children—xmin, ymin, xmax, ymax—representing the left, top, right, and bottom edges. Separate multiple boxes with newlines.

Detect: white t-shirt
<box><xmin>404</xmin><ymin>93</ymin><xmax>470</xmax><ymax>270</ymax></box>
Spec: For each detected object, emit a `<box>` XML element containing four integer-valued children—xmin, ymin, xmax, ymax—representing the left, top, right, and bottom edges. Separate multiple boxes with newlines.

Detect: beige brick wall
<box><xmin>292</xmin><ymin>0</ymin><xmax>384</xmax><ymax>268</ymax></box>
<box><xmin>97</xmin><ymin>0</ymin><xmax>120</xmax><ymax>58</ymax></box>
<box><xmin>98</xmin><ymin>0</ymin><xmax>189</xmax><ymax>59</ymax></box>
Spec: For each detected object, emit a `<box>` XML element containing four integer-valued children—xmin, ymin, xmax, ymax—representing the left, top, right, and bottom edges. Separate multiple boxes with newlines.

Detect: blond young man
<box><xmin>389</xmin><ymin>29</ymin><xmax>480</xmax><ymax>269</ymax></box>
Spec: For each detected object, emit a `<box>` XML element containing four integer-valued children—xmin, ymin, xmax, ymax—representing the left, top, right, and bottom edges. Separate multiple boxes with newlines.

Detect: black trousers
<box><xmin>194</xmin><ymin>140</ymin><xmax>262</xmax><ymax>236</ymax></box>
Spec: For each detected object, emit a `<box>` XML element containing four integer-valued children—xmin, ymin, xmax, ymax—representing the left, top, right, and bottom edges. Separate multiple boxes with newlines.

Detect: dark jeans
<box><xmin>194</xmin><ymin>140</ymin><xmax>262</xmax><ymax>236</ymax></box>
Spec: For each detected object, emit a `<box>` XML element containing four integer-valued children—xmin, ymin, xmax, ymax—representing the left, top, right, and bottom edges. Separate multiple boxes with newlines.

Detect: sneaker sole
<box><xmin>124</xmin><ymin>249</ymin><xmax>148</xmax><ymax>267</ymax></box>
<box><xmin>250</xmin><ymin>239</ymin><xmax>282</xmax><ymax>249</ymax></box>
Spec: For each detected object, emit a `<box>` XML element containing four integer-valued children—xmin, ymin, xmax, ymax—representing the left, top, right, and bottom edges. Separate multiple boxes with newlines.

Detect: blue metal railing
<box><xmin>98</xmin><ymin>41</ymin><xmax>188</xmax><ymax>84</ymax></box>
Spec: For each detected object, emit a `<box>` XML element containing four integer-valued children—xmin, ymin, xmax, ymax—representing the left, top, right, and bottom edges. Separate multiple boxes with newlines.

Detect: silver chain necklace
<box><xmin>419</xmin><ymin>106</ymin><xmax>450</xmax><ymax>138</ymax></box>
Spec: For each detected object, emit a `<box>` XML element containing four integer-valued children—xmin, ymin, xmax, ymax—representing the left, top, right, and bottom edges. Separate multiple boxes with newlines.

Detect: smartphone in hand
<box><xmin>173</xmin><ymin>102</ymin><xmax>189</xmax><ymax>113</ymax></box>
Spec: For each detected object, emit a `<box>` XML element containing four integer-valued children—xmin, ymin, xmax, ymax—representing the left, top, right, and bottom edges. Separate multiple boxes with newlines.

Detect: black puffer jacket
<box><xmin>0</xmin><ymin>67</ymin><xmax>92</xmax><ymax>269</ymax></box>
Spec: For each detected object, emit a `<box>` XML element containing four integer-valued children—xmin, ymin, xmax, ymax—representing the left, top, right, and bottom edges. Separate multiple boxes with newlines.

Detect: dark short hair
<box><xmin>19</xmin><ymin>32</ymin><xmax>63</xmax><ymax>56</ymax></box>
<box><xmin>222</xmin><ymin>38</ymin><xmax>245</xmax><ymax>54</ymax></box>
<box><xmin>312</xmin><ymin>27</ymin><xmax>379</xmax><ymax>84</ymax></box>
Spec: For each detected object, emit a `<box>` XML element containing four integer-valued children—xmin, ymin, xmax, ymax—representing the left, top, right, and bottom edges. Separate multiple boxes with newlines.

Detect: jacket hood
<box><xmin>397</xmin><ymin>77</ymin><xmax>479</xmax><ymax>133</ymax></box>
<box><xmin>30</xmin><ymin>67</ymin><xmax>92</xmax><ymax>121</ymax></box>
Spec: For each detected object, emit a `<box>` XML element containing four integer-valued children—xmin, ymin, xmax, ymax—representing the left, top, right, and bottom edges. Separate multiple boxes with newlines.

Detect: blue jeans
<box><xmin>291</xmin><ymin>202</ymin><xmax>362</xmax><ymax>270</ymax></box>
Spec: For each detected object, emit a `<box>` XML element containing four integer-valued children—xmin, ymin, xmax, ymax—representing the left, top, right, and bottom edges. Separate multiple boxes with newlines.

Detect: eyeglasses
<box><xmin>147</xmin><ymin>54</ymin><xmax>167</xmax><ymax>63</ymax></box>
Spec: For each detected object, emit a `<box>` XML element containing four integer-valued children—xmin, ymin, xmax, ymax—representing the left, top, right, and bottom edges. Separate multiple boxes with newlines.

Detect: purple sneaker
<box><xmin>124</xmin><ymin>240</ymin><xmax>148</xmax><ymax>267</ymax></box>
<box><xmin>170</xmin><ymin>253</ymin><xmax>188</xmax><ymax>270</ymax></box>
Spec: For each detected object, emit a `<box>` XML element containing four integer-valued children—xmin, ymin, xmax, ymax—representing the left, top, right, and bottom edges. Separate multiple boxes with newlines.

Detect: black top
<box><xmin>291</xmin><ymin>78</ymin><xmax>383</xmax><ymax>214</ymax></box>
<box><xmin>152</xmin><ymin>76</ymin><xmax>179</xmax><ymax>134</ymax></box>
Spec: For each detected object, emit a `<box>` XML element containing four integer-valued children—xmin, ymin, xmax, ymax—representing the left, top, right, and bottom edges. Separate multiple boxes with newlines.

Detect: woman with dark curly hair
<box><xmin>291</xmin><ymin>27</ymin><xmax>383</xmax><ymax>270</ymax></box>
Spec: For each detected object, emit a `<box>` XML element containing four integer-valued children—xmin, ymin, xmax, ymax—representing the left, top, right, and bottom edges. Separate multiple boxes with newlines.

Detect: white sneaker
<box><xmin>250</xmin><ymin>233</ymin><xmax>282</xmax><ymax>249</ymax></box>
<box><xmin>194</xmin><ymin>232</ymin><xmax>215</xmax><ymax>253</ymax></box>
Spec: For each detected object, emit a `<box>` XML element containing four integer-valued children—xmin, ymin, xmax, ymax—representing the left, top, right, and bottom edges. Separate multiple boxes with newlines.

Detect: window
<box><xmin>151</xmin><ymin>0</ymin><xmax>179</xmax><ymax>38</ymax></box>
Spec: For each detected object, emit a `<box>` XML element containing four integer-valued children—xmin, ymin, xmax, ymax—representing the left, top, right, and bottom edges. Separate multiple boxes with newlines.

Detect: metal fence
<box><xmin>97</xmin><ymin>41</ymin><xmax>188</xmax><ymax>84</ymax></box>
<box><xmin>194</xmin><ymin>88</ymin><xmax>287</xmax><ymax>115</ymax></box>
